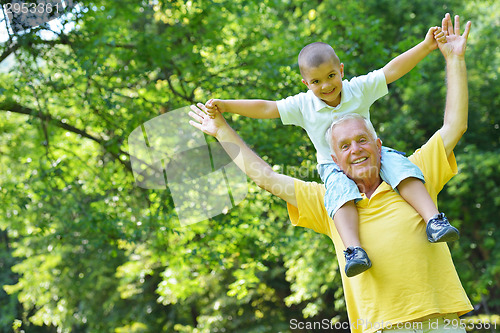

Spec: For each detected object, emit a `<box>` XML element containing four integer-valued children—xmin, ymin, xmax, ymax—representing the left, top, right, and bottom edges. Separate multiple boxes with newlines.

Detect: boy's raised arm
<box><xmin>189</xmin><ymin>103</ymin><xmax>297</xmax><ymax>206</ymax></box>
<box><xmin>205</xmin><ymin>99</ymin><xmax>280</xmax><ymax>119</ymax></box>
<box><xmin>382</xmin><ymin>26</ymin><xmax>447</xmax><ymax>84</ymax></box>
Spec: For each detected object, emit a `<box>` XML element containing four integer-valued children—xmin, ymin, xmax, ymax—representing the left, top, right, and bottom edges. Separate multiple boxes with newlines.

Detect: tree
<box><xmin>0</xmin><ymin>0</ymin><xmax>498</xmax><ymax>332</ymax></box>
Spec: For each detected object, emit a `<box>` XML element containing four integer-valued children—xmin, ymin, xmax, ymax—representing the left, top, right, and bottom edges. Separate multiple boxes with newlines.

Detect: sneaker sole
<box><xmin>345</xmin><ymin>263</ymin><xmax>372</xmax><ymax>277</ymax></box>
<box><xmin>428</xmin><ymin>229</ymin><xmax>460</xmax><ymax>243</ymax></box>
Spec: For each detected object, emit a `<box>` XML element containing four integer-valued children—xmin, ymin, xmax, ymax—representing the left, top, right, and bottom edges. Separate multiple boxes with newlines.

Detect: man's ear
<box><xmin>302</xmin><ymin>78</ymin><xmax>309</xmax><ymax>87</ymax></box>
<box><xmin>331</xmin><ymin>153</ymin><xmax>338</xmax><ymax>165</ymax></box>
<box><xmin>376</xmin><ymin>138</ymin><xmax>382</xmax><ymax>155</ymax></box>
<box><xmin>340</xmin><ymin>63</ymin><xmax>345</xmax><ymax>78</ymax></box>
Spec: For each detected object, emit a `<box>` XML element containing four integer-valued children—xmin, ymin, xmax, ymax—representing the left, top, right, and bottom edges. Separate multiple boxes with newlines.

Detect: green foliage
<box><xmin>0</xmin><ymin>0</ymin><xmax>499</xmax><ymax>332</ymax></box>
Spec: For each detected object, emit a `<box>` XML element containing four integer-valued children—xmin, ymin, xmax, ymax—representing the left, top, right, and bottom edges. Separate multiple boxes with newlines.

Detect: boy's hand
<box><xmin>424</xmin><ymin>26</ymin><xmax>446</xmax><ymax>51</ymax></box>
<box><xmin>434</xmin><ymin>27</ymin><xmax>447</xmax><ymax>44</ymax></box>
<box><xmin>205</xmin><ymin>99</ymin><xmax>225</xmax><ymax>119</ymax></box>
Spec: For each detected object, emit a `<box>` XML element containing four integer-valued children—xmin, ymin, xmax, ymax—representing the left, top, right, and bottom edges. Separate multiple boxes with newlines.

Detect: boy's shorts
<box><xmin>318</xmin><ymin>146</ymin><xmax>424</xmax><ymax>218</ymax></box>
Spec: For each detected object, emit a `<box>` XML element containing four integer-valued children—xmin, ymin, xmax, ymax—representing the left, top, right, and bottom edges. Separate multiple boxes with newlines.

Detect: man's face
<box><xmin>330</xmin><ymin>118</ymin><xmax>382</xmax><ymax>183</ymax></box>
<box><xmin>301</xmin><ymin>59</ymin><xmax>344</xmax><ymax>107</ymax></box>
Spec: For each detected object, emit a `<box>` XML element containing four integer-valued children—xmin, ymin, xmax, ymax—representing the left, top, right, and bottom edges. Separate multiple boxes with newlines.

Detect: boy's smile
<box><xmin>301</xmin><ymin>59</ymin><xmax>344</xmax><ymax>107</ymax></box>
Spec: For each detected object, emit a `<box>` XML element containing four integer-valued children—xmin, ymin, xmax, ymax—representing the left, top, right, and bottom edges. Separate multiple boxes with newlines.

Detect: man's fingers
<box><xmin>188</xmin><ymin>110</ymin><xmax>204</xmax><ymax>123</ymax></box>
<box><xmin>196</xmin><ymin>102</ymin><xmax>209</xmax><ymax>113</ymax></box>
<box><xmin>190</xmin><ymin>104</ymin><xmax>206</xmax><ymax>118</ymax></box>
<box><xmin>189</xmin><ymin>104</ymin><xmax>200</xmax><ymax>115</ymax></box>
<box><xmin>446</xmin><ymin>13</ymin><xmax>453</xmax><ymax>35</ymax></box>
<box><xmin>463</xmin><ymin>21</ymin><xmax>472</xmax><ymax>40</ymax></box>
<box><xmin>454</xmin><ymin>15</ymin><xmax>460</xmax><ymax>36</ymax></box>
<box><xmin>189</xmin><ymin>120</ymin><xmax>203</xmax><ymax>131</ymax></box>
<box><xmin>447</xmin><ymin>13</ymin><xmax>454</xmax><ymax>35</ymax></box>
<box><xmin>442</xmin><ymin>14</ymin><xmax>448</xmax><ymax>35</ymax></box>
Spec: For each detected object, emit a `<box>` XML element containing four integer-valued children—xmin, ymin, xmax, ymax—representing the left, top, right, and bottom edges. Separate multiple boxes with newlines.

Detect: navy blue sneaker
<box><xmin>344</xmin><ymin>246</ymin><xmax>372</xmax><ymax>277</ymax></box>
<box><xmin>426</xmin><ymin>213</ymin><xmax>459</xmax><ymax>243</ymax></box>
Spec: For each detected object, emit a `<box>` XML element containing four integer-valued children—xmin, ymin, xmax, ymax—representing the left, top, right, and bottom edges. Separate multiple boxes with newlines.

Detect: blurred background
<box><xmin>0</xmin><ymin>0</ymin><xmax>498</xmax><ymax>332</ymax></box>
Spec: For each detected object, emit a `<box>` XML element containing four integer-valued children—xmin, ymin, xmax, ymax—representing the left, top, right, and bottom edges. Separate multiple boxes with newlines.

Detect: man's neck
<box><xmin>355</xmin><ymin>177</ymin><xmax>382</xmax><ymax>199</ymax></box>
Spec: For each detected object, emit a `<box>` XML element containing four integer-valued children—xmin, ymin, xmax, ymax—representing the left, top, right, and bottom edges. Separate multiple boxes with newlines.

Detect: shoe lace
<box><xmin>344</xmin><ymin>248</ymin><xmax>356</xmax><ymax>260</ymax></box>
<box><xmin>430</xmin><ymin>213</ymin><xmax>448</xmax><ymax>227</ymax></box>
<box><xmin>433</xmin><ymin>220</ymin><xmax>448</xmax><ymax>227</ymax></box>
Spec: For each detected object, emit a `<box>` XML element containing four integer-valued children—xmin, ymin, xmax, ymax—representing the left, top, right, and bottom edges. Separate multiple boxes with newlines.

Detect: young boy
<box><xmin>205</xmin><ymin>26</ymin><xmax>459</xmax><ymax>277</ymax></box>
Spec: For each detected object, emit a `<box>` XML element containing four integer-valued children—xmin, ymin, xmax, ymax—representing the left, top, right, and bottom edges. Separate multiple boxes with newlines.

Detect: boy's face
<box><xmin>301</xmin><ymin>59</ymin><xmax>344</xmax><ymax>107</ymax></box>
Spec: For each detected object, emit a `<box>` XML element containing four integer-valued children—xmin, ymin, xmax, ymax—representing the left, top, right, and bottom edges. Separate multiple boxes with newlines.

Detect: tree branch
<box><xmin>0</xmin><ymin>42</ymin><xmax>20</xmax><ymax>63</ymax></box>
<box><xmin>0</xmin><ymin>100</ymin><xmax>132</xmax><ymax>171</ymax></box>
<box><xmin>165</xmin><ymin>75</ymin><xmax>195</xmax><ymax>103</ymax></box>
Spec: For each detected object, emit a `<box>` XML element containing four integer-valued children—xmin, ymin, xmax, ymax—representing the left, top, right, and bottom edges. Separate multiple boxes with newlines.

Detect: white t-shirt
<box><xmin>277</xmin><ymin>69</ymin><xmax>388</xmax><ymax>164</ymax></box>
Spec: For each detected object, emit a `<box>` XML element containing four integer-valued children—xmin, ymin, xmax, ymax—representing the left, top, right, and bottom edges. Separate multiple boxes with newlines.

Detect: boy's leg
<box><xmin>319</xmin><ymin>163</ymin><xmax>363</xmax><ymax>248</ymax></box>
<box><xmin>397</xmin><ymin>177</ymin><xmax>438</xmax><ymax>222</ymax></box>
<box><xmin>333</xmin><ymin>200</ymin><xmax>361</xmax><ymax>247</ymax></box>
<box><xmin>380</xmin><ymin>148</ymin><xmax>459</xmax><ymax>243</ymax></box>
<box><xmin>319</xmin><ymin>163</ymin><xmax>371</xmax><ymax>277</ymax></box>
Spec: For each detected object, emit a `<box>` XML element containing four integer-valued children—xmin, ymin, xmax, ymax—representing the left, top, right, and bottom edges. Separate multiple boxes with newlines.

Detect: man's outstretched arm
<box><xmin>437</xmin><ymin>13</ymin><xmax>472</xmax><ymax>157</ymax></box>
<box><xmin>189</xmin><ymin>103</ymin><xmax>298</xmax><ymax>207</ymax></box>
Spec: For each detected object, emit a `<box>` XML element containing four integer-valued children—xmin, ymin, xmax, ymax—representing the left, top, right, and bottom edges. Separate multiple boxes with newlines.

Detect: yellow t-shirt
<box><xmin>287</xmin><ymin>132</ymin><xmax>473</xmax><ymax>333</ymax></box>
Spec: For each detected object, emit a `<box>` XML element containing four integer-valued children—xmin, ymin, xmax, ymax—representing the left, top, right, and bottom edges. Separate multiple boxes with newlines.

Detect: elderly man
<box><xmin>189</xmin><ymin>13</ymin><xmax>472</xmax><ymax>333</ymax></box>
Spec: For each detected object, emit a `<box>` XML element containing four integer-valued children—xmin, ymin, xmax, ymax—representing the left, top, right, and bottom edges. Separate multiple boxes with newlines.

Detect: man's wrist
<box><xmin>445</xmin><ymin>56</ymin><xmax>466</xmax><ymax>66</ymax></box>
<box><xmin>215</xmin><ymin>123</ymin><xmax>233</xmax><ymax>142</ymax></box>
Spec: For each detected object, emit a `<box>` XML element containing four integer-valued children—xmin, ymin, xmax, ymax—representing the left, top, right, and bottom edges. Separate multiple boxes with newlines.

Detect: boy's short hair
<box><xmin>298</xmin><ymin>42</ymin><xmax>341</xmax><ymax>78</ymax></box>
<box><xmin>325</xmin><ymin>114</ymin><xmax>378</xmax><ymax>157</ymax></box>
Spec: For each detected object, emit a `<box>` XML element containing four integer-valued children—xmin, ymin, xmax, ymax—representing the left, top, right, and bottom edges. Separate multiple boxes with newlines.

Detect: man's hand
<box><xmin>438</xmin><ymin>13</ymin><xmax>472</xmax><ymax>59</ymax></box>
<box><xmin>205</xmin><ymin>99</ymin><xmax>226</xmax><ymax>119</ymax></box>
<box><xmin>189</xmin><ymin>103</ymin><xmax>228</xmax><ymax>138</ymax></box>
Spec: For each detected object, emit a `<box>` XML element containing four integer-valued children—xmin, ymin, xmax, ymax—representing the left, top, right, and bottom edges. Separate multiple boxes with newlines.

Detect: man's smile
<box><xmin>351</xmin><ymin>157</ymin><xmax>368</xmax><ymax>164</ymax></box>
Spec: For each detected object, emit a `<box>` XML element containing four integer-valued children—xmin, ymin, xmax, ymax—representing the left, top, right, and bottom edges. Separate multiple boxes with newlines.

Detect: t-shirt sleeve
<box><xmin>276</xmin><ymin>93</ymin><xmax>305</xmax><ymax>127</ymax></box>
<box><xmin>408</xmin><ymin>132</ymin><xmax>458</xmax><ymax>198</ymax></box>
<box><xmin>349</xmin><ymin>69</ymin><xmax>388</xmax><ymax>106</ymax></box>
<box><xmin>286</xmin><ymin>179</ymin><xmax>332</xmax><ymax>236</ymax></box>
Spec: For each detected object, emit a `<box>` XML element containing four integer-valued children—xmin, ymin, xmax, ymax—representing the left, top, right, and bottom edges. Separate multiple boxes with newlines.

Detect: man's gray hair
<box><xmin>325</xmin><ymin>114</ymin><xmax>378</xmax><ymax>157</ymax></box>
